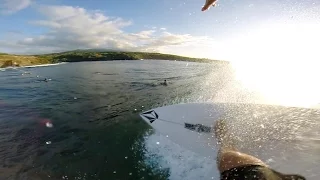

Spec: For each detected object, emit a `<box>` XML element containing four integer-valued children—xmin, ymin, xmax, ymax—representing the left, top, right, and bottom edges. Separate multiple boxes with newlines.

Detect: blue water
<box><xmin>0</xmin><ymin>60</ymin><xmax>216</xmax><ymax>179</ymax></box>
<box><xmin>0</xmin><ymin>60</ymin><xmax>319</xmax><ymax>180</ymax></box>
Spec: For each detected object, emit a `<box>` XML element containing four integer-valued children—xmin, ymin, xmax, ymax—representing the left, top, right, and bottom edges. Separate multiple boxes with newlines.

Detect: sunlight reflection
<box><xmin>229</xmin><ymin>23</ymin><xmax>320</xmax><ymax>107</ymax></box>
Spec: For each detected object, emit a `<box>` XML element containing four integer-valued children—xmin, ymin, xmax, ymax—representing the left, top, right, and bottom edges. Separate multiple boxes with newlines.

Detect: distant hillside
<box><xmin>0</xmin><ymin>50</ymin><xmax>228</xmax><ymax>68</ymax></box>
<box><xmin>0</xmin><ymin>54</ymin><xmax>52</xmax><ymax>68</ymax></box>
<box><xmin>66</xmin><ymin>48</ymin><xmax>121</xmax><ymax>53</ymax></box>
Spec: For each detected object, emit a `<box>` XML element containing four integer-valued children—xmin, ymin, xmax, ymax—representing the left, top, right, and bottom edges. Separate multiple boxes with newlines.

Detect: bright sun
<box><xmin>228</xmin><ymin>23</ymin><xmax>320</xmax><ymax>107</ymax></box>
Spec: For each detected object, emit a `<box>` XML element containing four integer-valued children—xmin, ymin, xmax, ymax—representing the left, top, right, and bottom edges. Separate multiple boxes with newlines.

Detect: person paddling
<box><xmin>160</xmin><ymin>80</ymin><xmax>168</xmax><ymax>86</ymax></box>
<box><xmin>163</xmin><ymin>80</ymin><xmax>168</xmax><ymax>86</ymax></box>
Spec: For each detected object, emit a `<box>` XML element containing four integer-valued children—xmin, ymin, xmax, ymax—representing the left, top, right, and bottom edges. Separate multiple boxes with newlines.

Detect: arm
<box><xmin>202</xmin><ymin>0</ymin><xmax>218</xmax><ymax>11</ymax></box>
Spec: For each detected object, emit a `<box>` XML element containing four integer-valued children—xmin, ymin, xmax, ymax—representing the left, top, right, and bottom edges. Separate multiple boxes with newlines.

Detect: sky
<box><xmin>0</xmin><ymin>0</ymin><xmax>320</xmax><ymax>61</ymax></box>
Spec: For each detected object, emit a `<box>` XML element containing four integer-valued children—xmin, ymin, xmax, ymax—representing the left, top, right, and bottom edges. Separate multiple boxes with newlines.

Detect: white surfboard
<box><xmin>140</xmin><ymin>103</ymin><xmax>225</xmax><ymax>159</ymax></box>
<box><xmin>140</xmin><ymin>102</ymin><xmax>320</xmax><ymax>179</ymax></box>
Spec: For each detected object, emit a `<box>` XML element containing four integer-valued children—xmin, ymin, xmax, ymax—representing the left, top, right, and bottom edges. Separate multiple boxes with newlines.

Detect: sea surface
<box><xmin>0</xmin><ymin>60</ymin><xmax>319</xmax><ymax>180</ymax></box>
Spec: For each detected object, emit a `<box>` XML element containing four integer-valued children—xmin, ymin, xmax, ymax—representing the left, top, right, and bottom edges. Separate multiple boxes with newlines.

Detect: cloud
<box><xmin>0</xmin><ymin>0</ymin><xmax>32</xmax><ymax>14</ymax></box>
<box><xmin>3</xmin><ymin>5</ymin><xmax>215</xmax><ymax>58</ymax></box>
<box><xmin>131</xmin><ymin>30</ymin><xmax>156</xmax><ymax>39</ymax></box>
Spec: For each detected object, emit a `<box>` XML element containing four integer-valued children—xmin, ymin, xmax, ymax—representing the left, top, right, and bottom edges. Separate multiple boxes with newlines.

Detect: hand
<box><xmin>202</xmin><ymin>0</ymin><xmax>218</xmax><ymax>11</ymax></box>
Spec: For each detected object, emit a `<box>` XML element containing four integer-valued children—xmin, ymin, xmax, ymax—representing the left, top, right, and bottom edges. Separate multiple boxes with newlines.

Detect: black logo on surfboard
<box><xmin>141</xmin><ymin>110</ymin><xmax>159</xmax><ymax>123</ymax></box>
<box><xmin>184</xmin><ymin>123</ymin><xmax>212</xmax><ymax>133</ymax></box>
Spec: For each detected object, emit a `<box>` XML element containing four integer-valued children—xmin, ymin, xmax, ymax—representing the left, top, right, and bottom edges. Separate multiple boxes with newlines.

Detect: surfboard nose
<box><xmin>140</xmin><ymin>110</ymin><xmax>159</xmax><ymax>124</ymax></box>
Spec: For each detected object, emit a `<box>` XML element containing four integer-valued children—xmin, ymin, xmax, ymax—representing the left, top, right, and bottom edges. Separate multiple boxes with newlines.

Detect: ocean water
<box><xmin>0</xmin><ymin>60</ymin><xmax>319</xmax><ymax>180</ymax></box>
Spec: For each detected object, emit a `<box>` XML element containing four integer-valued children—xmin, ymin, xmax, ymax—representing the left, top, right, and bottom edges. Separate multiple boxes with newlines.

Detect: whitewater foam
<box><xmin>0</xmin><ymin>62</ymin><xmax>67</xmax><ymax>71</ymax></box>
<box><xmin>142</xmin><ymin>131</ymin><xmax>219</xmax><ymax>180</ymax></box>
<box><xmin>23</xmin><ymin>62</ymin><xmax>67</xmax><ymax>68</ymax></box>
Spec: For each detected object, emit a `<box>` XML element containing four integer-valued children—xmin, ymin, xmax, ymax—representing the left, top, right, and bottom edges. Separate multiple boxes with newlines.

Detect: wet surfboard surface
<box><xmin>140</xmin><ymin>103</ymin><xmax>320</xmax><ymax>179</ymax></box>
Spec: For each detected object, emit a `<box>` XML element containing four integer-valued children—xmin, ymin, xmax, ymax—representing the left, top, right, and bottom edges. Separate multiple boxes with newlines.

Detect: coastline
<box><xmin>23</xmin><ymin>62</ymin><xmax>67</xmax><ymax>68</ymax></box>
<box><xmin>0</xmin><ymin>51</ymin><xmax>228</xmax><ymax>68</ymax></box>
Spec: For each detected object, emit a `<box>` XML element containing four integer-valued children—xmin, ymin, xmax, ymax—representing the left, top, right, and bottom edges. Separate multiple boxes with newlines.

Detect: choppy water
<box><xmin>0</xmin><ymin>60</ymin><xmax>319</xmax><ymax>180</ymax></box>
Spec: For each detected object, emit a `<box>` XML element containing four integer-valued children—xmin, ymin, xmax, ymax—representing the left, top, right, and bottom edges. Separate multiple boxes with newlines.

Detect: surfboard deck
<box><xmin>140</xmin><ymin>102</ymin><xmax>320</xmax><ymax>179</ymax></box>
<box><xmin>140</xmin><ymin>103</ymin><xmax>225</xmax><ymax>158</ymax></box>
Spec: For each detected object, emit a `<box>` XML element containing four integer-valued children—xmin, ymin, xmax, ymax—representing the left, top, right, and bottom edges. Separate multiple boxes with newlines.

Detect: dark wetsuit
<box><xmin>221</xmin><ymin>165</ymin><xmax>305</xmax><ymax>180</ymax></box>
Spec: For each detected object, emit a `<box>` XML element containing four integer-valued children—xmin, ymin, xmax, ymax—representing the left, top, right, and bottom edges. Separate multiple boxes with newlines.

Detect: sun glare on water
<box><xmin>228</xmin><ymin>23</ymin><xmax>320</xmax><ymax>108</ymax></box>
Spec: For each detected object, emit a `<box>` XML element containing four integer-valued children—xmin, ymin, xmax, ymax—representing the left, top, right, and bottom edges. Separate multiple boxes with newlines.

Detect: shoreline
<box><xmin>0</xmin><ymin>51</ymin><xmax>229</xmax><ymax>68</ymax></box>
<box><xmin>23</xmin><ymin>62</ymin><xmax>67</xmax><ymax>68</ymax></box>
<box><xmin>0</xmin><ymin>62</ymin><xmax>67</xmax><ymax>69</ymax></box>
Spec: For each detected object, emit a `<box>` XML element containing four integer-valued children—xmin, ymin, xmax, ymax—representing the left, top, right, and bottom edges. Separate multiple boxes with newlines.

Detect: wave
<box><xmin>24</xmin><ymin>62</ymin><xmax>67</xmax><ymax>68</ymax></box>
<box><xmin>141</xmin><ymin>131</ymin><xmax>218</xmax><ymax>180</ymax></box>
<box><xmin>0</xmin><ymin>66</ymin><xmax>19</xmax><ymax>71</ymax></box>
<box><xmin>0</xmin><ymin>63</ymin><xmax>67</xmax><ymax>71</ymax></box>
<box><xmin>93</xmin><ymin>72</ymin><xmax>119</xmax><ymax>76</ymax></box>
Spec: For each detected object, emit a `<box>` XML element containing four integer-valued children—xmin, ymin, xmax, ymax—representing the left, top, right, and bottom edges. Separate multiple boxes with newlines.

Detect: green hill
<box><xmin>0</xmin><ymin>50</ymin><xmax>228</xmax><ymax>68</ymax></box>
<box><xmin>0</xmin><ymin>54</ymin><xmax>52</xmax><ymax>68</ymax></box>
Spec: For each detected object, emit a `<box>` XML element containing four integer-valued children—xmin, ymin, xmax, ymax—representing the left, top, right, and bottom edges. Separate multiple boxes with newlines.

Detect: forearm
<box><xmin>202</xmin><ymin>0</ymin><xmax>218</xmax><ymax>11</ymax></box>
<box><xmin>217</xmin><ymin>148</ymin><xmax>267</xmax><ymax>172</ymax></box>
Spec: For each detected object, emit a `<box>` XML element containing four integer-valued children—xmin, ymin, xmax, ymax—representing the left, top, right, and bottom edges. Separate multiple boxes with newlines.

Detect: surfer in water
<box><xmin>214</xmin><ymin>119</ymin><xmax>306</xmax><ymax>180</ymax></box>
<box><xmin>37</xmin><ymin>78</ymin><xmax>50</xmax><ymax>82</ymax></box>
<box><xmin>160</xmin><ymin>80</ymin><xmax>168</xmax><ymax>86</ymax></box>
